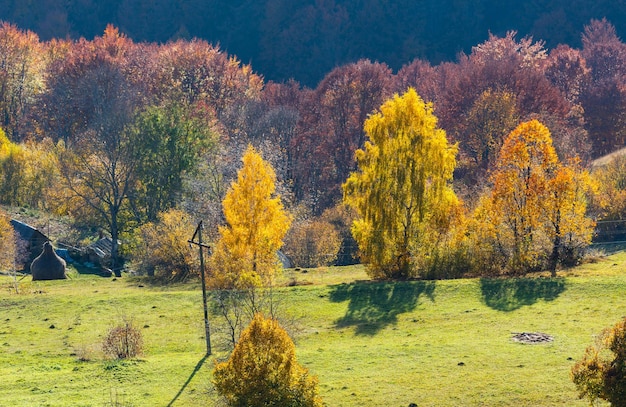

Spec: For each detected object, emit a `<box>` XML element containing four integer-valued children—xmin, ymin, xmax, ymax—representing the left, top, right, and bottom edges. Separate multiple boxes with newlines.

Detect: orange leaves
<box><xmin>0</xmin><ymin>22</ymin><xmax>45</xmax><ymax>140</ymax></box>
<box><xmin>474</xmin><ymin>119</ymin><xmax>595</xmax><ymax>274</ymax></box>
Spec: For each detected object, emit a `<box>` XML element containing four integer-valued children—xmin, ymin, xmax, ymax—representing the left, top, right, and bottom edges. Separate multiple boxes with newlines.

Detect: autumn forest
<box><xmin>0</xmin><ymin>13</ymin><xmax>625</xmax><ymax>282</ymax></box>
<box><xmin>3</xmin><ymin>3</ymin><xmax>626</xmax><ymax>405</ymax></box>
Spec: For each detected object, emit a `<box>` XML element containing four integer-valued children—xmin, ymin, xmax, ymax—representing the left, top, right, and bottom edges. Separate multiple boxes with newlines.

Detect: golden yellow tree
<box><xmin>544</xmin><ymin>159</ymin><xmax>596</xmax><ymax>275</ymax></box>
<box><xmin>489</xmin><ymin>119</ymin><xmax>559</xmax><ymax>272</ymax></box>
<box><xmin>213</xmin><ymin>313</ymin><xmax>322</xmax><ymax>407</ymax></box>
<box><xmin>343</xmin><ymin>88</ymin><xmax>459</xmax><ymax>279</ymax></box>
<box><xmin>474</xmin><ymin>119</ymin><xmax>595</xmax><ymax>275</ymax></box>
<box><xmin>210</xmin><ymin>145</ymin><xmax>291</xmax><ymax>288</ymax></box>
<box><xmin>592</xmin><ymin>155</ymin><xmax>626</xmax><ymax>222</ymax></box>
<box><xmin>0</xmin><ymin>130</ymin><xmax>60</xmax><ymax>208</ymax></box>
<box><xmin>0</xmin><ymin>130</ymin><xmax>25</xmax><ymax>204</ymax></box>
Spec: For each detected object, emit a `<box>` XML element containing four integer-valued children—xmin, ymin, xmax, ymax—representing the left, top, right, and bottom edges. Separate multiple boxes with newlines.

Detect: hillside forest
<box><xmin>0</xmin><ymin>18</ymin><xmax>626</xmax><ymax>280</ymax></box>
<box><xmin>1</xmin><ymin>0</ymin><xmax>626</xmax><ymax>86</ymax></box>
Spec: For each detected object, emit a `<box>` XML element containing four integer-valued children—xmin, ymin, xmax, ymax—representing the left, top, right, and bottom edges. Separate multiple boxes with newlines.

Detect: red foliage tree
<box><xmin>35</xmin><ymin>25</ymin><xmax>141</xmax><ymax>144</ymax></box>
<box><xmin>292</xmin><ymin>59</ymin><xmax>394</xmax><ymax>212</ymax></box>
<box><xmin>0</xmin><ymin>22</ymin><xmax>45</xmax><ymax>141</ymax></box>
<box><xmin>152</xmin><ymin>39</ymin><xmax>263</xmax><ymax>119</ymax></box>
<box><xmin>579</xmin><ymin>18</ymin><xmax>626</xmax><ymax>157</ymax></box>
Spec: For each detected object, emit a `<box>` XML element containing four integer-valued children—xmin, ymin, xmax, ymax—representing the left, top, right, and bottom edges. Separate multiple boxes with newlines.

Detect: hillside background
<box><xmin>1</xmin><ymin>0</ymin><xmax>624</xmax><ymax>86</ymax></box>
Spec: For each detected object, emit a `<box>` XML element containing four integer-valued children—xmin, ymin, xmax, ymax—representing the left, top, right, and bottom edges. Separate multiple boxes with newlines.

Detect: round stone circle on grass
<box><xmin>511</xmin><ymin>332</ymin><xmax>554</xmax><ymax>344</ymax></box>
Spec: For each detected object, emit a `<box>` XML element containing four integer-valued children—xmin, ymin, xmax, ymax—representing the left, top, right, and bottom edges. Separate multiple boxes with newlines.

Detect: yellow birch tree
<box><xmin>343</xmin><ymin>88</ymin><xmax>459</xmax><ymax>279</ymax></box>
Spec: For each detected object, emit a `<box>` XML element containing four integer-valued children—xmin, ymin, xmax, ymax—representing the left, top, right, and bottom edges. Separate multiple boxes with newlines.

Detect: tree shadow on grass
<box><xmin>480</xmin><ymin>277</ymin><xmax>566</xmax><ymax>312</ymax></box>
<box><xmin>167</xmin><ymin>355</ymin><xmax>207</xmax><ymax>407</ymax></box>
<box><xmin>329</xmin><ymin>281</ymin><xmax>435</xmax><ymax>335</ymax></box>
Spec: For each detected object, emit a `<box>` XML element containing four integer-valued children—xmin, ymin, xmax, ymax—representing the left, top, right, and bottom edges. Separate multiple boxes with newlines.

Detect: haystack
<box><xmin>31</xmin><ymin>242</ymin><xmax>67</xmax><ymax>280</ymax></box>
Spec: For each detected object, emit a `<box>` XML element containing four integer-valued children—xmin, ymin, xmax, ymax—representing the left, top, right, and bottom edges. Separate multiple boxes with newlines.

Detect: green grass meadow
<box><xmin>3</xmin><ymin>256</ymin><xmax>626</xmax><ymax>406</ymax></box>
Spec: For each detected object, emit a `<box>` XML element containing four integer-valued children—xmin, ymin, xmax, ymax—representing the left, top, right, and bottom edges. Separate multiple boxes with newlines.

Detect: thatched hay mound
<box><xmin>31</xmin><ymin>242</ymin><xmax>67</xmax><ymax>281</ymax></box>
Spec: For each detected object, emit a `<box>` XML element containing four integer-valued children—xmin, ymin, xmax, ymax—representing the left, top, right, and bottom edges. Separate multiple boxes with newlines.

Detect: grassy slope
<box><xmin>2</xmin><ymin>258</ymin><xmax>626</xmax><ymax>406</ymax></box>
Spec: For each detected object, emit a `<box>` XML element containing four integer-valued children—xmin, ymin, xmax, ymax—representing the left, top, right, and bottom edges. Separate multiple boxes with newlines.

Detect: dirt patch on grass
<box><xmin>512</xmin><ymin>332</ymin><xmax>553</xmax><ymax>344</ymax></box>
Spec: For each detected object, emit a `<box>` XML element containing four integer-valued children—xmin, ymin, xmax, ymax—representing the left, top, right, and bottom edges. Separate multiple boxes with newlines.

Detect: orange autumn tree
<box><xmin>471</xmin><ymin>119</ymin><xmax>595</xmax><ymax>275</ymax></box>
<box><xmin>544</xmin><ymin>159</ymin><xmax>596</xmax><ymax>273</ymax></box>
<box><xmin>210</xmin><ymin>145</ymin><xmax>291</xmax><ymax>289</ymax></box>
<box><xmin>213</xmin><ymin>313</ymin><xmax>322</xmax><ymax>407</ymax></box>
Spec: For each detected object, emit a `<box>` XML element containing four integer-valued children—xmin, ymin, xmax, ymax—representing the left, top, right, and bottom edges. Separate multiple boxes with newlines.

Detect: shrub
<box><xmin>213</xmin><ymin>313</ymin><xmax>322</xmax><ymax>407</ymax></box>
<box><xmin>283</xmin><ymin>219</ymin><xmax>341</xmax><ymax>268</ymax></box>
<box><xmin>132</xmin><ymin>208</ymin><xmax>198</xmax><ymax>281</ymax></box>
<box><xmin>319</xmin><ymin>204</ymin><xmax>359</xmax><ymax>265</ymax></box>
<box><xmin>0</xmin><ymin>208</ymin><xmax>16</xmax><ymax>272</ymax></box>
<box><xmin>571</xmin><ymin>316</ymin><xmax>626</xmax><ymax>405</ymax></box>
<box><xmin>102</xmin><ymin>319</ymin><xmax>143</xmax><ymax>360</ymax></box>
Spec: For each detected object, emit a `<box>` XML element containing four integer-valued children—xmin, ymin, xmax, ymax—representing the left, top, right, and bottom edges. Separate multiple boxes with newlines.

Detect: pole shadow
<box><xmin>328</xmin><ymin>280</ymin><xmax>435</xmax><ymax>335</ymax></box>
<box><xmin>167</xmin><ymin>354</ymin><xmax>208</xmax><ymax>407</ymax></box>
<box><xmin>479</xmin><ymin>277</ymin><xmax>566</xmax><ymax>312</ymax></box>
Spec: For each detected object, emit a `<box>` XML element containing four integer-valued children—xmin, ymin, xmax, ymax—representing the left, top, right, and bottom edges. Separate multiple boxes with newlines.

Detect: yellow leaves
<box><xmin>133</xmin><ymin>208</ymin><xmax>198</xmax><ymax>281</ymax></box>
<box><xmin>0</xmin><ymin>132</ymin><xmax>60</xmax><ymax>208</ymax></box>
<box><xmin>592</xmin><ymin>155</ymin><xmax>626</xmax><ymax>221</ymax></box>
<box><xmin>213</xmin><ymin>313</ymin><xmax>322</xmax><ymax>407</ymax></box>
<box><xmin>547</xmin><ymin>161</ymin><xmax>595</xmax><ymax>241</ymax></box>
<box><xmin>0</xmin><ymin>129</ymin><xmax>10</xmax><ymax>155</ymax></box>
<box><xmin>210</xmin><ymin>145</ymin><xmax>292</xmax><ymax>289</ymax></box>
<box><xmin>0</xmin><ymin>207</ymin><xmax>16</xmax><ymax>272</ymax></box>
<box><xmin>344</xmin><ymin>88</ymin><xmax>460</xmax><ymax>278</ymax></box>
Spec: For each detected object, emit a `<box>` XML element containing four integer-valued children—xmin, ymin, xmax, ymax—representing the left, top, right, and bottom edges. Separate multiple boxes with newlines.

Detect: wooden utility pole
<box><xmin>189</xmin><ymin>221</ymin><xmax>212</xmax><ymax>356</ymax></box>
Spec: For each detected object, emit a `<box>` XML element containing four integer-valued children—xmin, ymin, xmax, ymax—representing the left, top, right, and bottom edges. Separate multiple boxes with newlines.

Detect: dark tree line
<box><xmin>0</xmin><ymin>0</ymin><xmax>625</xmax><ymax>86</ymax></box>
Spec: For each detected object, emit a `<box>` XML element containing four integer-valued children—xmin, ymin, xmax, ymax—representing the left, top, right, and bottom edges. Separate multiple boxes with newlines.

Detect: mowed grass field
<box><xmin>2</xmin><ymin>255</ymin><xmax>626</xmax><ymax>406</ymax></box>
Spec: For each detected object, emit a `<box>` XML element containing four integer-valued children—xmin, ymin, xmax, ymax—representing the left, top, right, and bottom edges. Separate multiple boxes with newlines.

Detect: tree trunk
<box><xmin>549</xmin><ymin>217</ymin><xmax>561</xmax><ymax>278</ymax></box>
<box><xmin>110</xmin><ymin>206</ymin><xmax>122</xmax><ymax>277</ymax></box>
